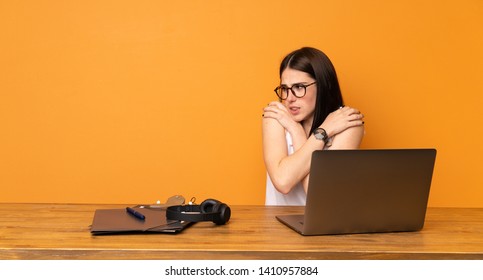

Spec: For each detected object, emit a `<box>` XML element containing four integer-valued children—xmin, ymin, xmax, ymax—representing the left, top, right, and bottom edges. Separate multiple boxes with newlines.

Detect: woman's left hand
<box><xmin>263</xmin><ymin>102</ymin><xmax>299</xmax><ymax>132</ymax></box>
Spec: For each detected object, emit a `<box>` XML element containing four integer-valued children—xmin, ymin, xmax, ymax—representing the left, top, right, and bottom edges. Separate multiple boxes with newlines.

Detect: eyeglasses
<box><xmin>274</xmin><ymin>81</ymin><xmax>317</xmax><ymax>100</ymax></box>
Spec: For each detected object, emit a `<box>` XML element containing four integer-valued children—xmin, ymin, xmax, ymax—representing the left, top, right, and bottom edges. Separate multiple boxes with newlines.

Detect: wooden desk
<box><xmin>1</xmin><ymin>204</ymin><xmax>482</xmax><ymax>260</ymax></box>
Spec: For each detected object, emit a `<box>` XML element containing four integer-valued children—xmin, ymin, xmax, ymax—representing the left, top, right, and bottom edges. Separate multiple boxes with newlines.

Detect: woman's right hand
<box><xmin>321</xmin><ymin>106</ymin><xmax>364</xmax><ymax>137</ymax></box>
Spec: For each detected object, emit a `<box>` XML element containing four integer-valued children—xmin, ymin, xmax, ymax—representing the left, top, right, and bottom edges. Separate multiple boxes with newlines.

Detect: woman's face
<box><xmin>280</xmin><ymin>67</ymin><xmax>317</xmax><ymax>124</ymax></box>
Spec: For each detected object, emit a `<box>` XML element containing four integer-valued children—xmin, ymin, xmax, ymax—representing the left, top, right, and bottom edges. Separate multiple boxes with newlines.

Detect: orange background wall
<box><xmin>1</xmin><ymin>1</ymin><xmax>482</xmax><ymax>207</ymax></box>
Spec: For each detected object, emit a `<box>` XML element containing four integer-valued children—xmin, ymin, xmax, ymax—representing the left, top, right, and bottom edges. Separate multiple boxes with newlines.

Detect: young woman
<box><xmin>263</xmin><ymin>47</ymin><xmax>365</xmax><ymax>205</ymax></box>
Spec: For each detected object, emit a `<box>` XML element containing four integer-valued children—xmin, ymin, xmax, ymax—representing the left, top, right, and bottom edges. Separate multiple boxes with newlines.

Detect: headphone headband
<box><xmin>166</xmin><ymin>199</ymin><xmax>231</xmax><ymax>225</ymax></box>
<box><xmin>166</xmin><ymin>205</ymin><xmax>217</xmax><ymax>222</ymax></box>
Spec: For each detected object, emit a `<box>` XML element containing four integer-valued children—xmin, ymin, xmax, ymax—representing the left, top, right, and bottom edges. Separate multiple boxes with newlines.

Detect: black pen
<box><xmin>126</xmin><ymin>207</ymin><xmax>145</xmax><ymax>220</ymax></box>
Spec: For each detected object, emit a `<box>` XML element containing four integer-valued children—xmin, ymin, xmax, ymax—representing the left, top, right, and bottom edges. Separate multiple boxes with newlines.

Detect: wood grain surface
<box><xmin>1</xmin><ymin>204</ymin><xmax>482</xmax><ymax>259</ymax></box>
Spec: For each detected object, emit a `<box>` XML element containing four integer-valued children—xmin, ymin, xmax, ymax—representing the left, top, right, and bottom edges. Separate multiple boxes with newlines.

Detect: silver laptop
<box><xmin>276</xmin><ymin>149</ymin><xmax>437</xmax><ymax>235</ymax></box>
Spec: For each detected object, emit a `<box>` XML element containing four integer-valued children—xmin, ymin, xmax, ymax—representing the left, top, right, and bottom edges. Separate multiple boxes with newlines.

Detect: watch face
<box><xmin>315</xmin><ymin>132</ymin><xmax>323</xmax><ymax>140</ymax></box>
<box><xmin>314</xmin><ymin>128</ymin><xmax>327</xmax><ymax>141</ymax></box>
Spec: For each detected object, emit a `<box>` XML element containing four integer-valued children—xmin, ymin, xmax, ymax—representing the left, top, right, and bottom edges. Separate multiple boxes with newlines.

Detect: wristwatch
<box><xmin>313</xmin><ymin>128</ymin><xmax>329</xmax><ymax>144</ymax></box>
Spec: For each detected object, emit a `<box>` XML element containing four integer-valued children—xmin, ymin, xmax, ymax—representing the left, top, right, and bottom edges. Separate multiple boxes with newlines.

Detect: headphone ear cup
<box><xmin>213</xmin><ymin>203</ymin><xmax>231</xmax><ymax>225</ymax></box>
<box><xmin>200</xmin><ymin>199</ymin><xmax>221</xmax><ymax>213</ymax></box>
<box><xmin>200</xmin><ymin>199</ymin><xmax>231</xmax><ymax>225</ymax></box>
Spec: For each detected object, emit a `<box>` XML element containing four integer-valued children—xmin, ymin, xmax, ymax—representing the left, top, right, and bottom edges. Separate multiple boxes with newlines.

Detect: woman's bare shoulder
<box><xmin>329</xmin><ymin>125</ymin><xmax>365</xmax><ymax>149</ymax></box>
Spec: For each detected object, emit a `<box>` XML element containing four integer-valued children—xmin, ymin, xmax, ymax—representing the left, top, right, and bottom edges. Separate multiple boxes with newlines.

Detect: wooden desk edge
<box><xmin>2</xmin><ymin>249</ymin><xmax>483</xmax><ymax>260</ymax></box>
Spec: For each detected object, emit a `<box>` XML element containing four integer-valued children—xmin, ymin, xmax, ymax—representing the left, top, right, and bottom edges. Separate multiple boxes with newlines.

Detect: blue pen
<box><xmin>126</xmin><ymin>207</ymin><xmax>145</xmax><ymax>220</ymax></box>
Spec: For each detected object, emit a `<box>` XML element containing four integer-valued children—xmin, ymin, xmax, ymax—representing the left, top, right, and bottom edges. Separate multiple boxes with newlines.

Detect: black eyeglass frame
<box><xmin>273</xmin><ymin>81</ymin><xmax>317</xmax><ymax>100</ymax></box>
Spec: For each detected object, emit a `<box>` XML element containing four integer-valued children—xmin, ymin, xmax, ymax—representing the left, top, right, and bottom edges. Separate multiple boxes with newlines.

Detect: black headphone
<box><xmin>166</xmin><ymin>198</ymin><xmax>231</xmax><ymax>225</ymax></box>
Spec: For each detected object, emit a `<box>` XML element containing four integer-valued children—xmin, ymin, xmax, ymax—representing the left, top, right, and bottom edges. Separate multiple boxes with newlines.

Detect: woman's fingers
<box><xmin>339</xmin><ymin>106</ymin><xmax>360</xmax><ymax>116</ymax></box>
<box><xmin>349</xmin><ymin>113</ymin><xmax>364</xmax><ymax>121</ymax></box>
<box><xmin>263</xmin><ymin>104</ymin><xmax>282</xmax><ymax>119</ymax></box>
<box><xmin>338</xmin><ymin>106</ymin><xmax>363</xmax><ymax>121</ymax></box>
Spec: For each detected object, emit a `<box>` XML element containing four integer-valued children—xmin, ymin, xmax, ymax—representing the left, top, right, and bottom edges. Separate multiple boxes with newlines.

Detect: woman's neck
<box><xmin>302</xmin><ymin>117</ymin><xmax>314</xmax><ymax>138</ymax></box>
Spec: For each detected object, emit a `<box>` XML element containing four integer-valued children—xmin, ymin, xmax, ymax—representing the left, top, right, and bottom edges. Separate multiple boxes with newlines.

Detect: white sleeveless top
<box><xmin>265</xmin><ymin>132</ymin><xmax>306</xmax><ymax>206</ymax></box>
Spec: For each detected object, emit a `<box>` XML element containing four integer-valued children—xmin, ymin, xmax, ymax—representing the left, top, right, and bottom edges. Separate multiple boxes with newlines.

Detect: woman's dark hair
<box><xmin>279</xmin><ymin>47</ymin><xmax>344</xmax><ymax>136</ymax></box>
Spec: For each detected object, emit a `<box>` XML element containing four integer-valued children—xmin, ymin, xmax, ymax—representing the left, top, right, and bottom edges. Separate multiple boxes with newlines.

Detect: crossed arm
<box><xmin>262</xmin><ymin>103</ymin><xmax>364</xmax><ymax>194</ymax></box>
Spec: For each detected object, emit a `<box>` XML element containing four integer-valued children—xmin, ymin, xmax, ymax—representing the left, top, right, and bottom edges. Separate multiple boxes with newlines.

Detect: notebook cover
<box><xmin>90</xmin><ymin>207</ymin><xmax>191</xmax><ymax>234</ymax></box>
